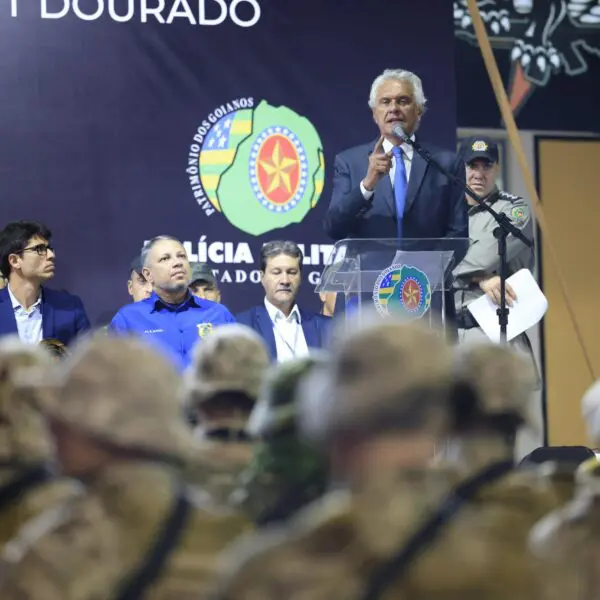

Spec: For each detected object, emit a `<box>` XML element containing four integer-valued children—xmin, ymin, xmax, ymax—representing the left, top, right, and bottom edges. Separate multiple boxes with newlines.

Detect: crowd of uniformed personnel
<box><xmin>0</xmin><ymin>308</ymin><xmax>598</xmax><ymax>600</ymax></box>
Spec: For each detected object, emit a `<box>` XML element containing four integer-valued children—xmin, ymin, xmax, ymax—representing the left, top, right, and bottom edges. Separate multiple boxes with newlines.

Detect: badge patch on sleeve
<box><xmin>511</xmin><ymin>206</ymin><xmax>528</xmax><ymax>226</ymax></box>
<box><xmin>197</xmin><ymin>323</ymin><xmax>213</xmax><ymax>338</ymax></box>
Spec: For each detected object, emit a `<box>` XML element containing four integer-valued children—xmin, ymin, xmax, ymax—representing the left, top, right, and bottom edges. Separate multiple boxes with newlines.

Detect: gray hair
<box><xmin>368</xmin><ymin>69</ymin><xmax>427</xmax><ymax>112</ymax></box>
<box><xmin>260</xmin><ymin>240</ymin><xmax>304</xmax><ymax>272</ymax></box>
<box><xmin>140</xmin><ymin>235</ymin><xmax>182</xmax><ymax>267</ymax></box>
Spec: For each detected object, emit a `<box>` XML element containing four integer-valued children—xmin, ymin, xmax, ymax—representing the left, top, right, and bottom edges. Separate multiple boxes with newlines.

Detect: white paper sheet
<box><xmin>467</xmin><ymin>269</ymin><xmax>548</xmax><ymax>343</ymax></box>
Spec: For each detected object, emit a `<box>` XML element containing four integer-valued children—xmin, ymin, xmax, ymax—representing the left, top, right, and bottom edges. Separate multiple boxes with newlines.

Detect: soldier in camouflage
<box><xmin>216</xmin><ymin>325</ymin><xmax>565</xmax><ymax>600</ymax></box>
<box><xmin>213</xmin><ymin>315</ymin><xmax>462</xmax><ymax>600</ymax></box>
<box><xmin>183</xmin><ymin>323</ymin><xmax>270</xmax><ymax>505</ymax></box>
<box><xmin>0</xmin><ymin>335</ymin><xmax>252</xmax><ymax>600</ymax></box>
<box><xmin>233</xmin><ymin>353</ymin><xmax>329</xmax><ymax>526</ymax></box>
<box><xmin>395</xmin><ymin>341</ymin><xmax>564</xmax><ymax>600</ymax></box>
<box><xmin>0</xmin><ymin>336</ymin><xmax>80</xmax><ymax>547</ymax></box>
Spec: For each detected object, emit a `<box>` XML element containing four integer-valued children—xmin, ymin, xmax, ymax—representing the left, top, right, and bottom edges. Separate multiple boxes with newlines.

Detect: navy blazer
<box><xmin>0</xmin><ymin>286</ymin><xmax>91</xmax><ymax>345</ymax></box>
<box><xmin>323</xmin><ymin>138</ymin><xmax>468</xmax><ymax>258</ymax></box>
<box><xmin>236</xmin><ymin>305</ymin><xmax>331</xmax><ymax>361</ymax></box>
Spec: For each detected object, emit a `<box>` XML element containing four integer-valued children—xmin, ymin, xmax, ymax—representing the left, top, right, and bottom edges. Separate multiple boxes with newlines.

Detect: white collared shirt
<box><xmin>360</xmin><ymin>135</ymin><xmax>415</xmax><ymax>200</ymax></box>
<box><xmin>8</xmin><ymin>285</ymin><xmax>43</xmax><ymax>345</ymax></box>
<box><xmin>264</xmin><ymin>298</ymin><xmax>309</xmax><ymax>363</ymax></box>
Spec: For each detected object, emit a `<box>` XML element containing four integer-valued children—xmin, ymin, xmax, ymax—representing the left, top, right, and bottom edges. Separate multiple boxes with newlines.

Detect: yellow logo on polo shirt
<box><xmin>197</xmin><ymin>323</ymin><xmax>213</xmax><ymax>338</ymax></box>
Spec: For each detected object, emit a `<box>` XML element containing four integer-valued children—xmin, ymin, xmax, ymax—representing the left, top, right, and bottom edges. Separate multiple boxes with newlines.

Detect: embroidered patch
<box><xmin>472</xmin><ymin>140</ymin><xmax>488</xmax><ymax>152</ymax></box>
<box><xmin>197</xmin><ymin>323</ymin><xmax>213</xmax><ymax>338</ymax></box>
<box><xmin>510</xmin><ymin>205</ymin><xmax>528</xmax><ymax>226</ymax></box>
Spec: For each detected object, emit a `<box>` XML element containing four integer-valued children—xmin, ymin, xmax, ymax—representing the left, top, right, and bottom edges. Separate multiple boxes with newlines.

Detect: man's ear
<box><xmin>142</xmin><ymin>266</ymin><xmax>153</xmax><ymax>284</ymax></box>
<box><xmin>8</xmin><ymin>253</ymin><xmax>20</xmax><ymax>271</ymax></box>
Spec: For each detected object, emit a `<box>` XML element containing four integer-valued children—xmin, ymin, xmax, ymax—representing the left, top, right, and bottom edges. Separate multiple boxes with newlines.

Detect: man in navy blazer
<box><xmin>236</xmin><ymin>241</ymin><xmax>330</xmax><ymax>362</ymax></box>
<box><xmin>0</xmin><ymin>221</ymin><xmax>90</xmax><ymax>346</ymax></box>
<box><xmin>323</xmin><ymin>69</ymin><xmax>468</xmax><ymax>329</ymax></box>
<box><xmin>324</xmin><ymin>68</ymin><xmax>468</xmax><ymax>244</ymax></box>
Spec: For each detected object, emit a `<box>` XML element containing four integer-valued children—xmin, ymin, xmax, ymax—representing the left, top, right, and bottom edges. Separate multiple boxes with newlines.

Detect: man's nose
<box><xmin>47</xmin><ymin>249</ymin><xmax>56</xmax><ymax>260</ymax></box>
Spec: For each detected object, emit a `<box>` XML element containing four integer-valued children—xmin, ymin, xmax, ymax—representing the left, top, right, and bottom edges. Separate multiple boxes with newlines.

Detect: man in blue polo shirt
<box><xmin>109</xmin><ymin>235</ymin><xmax>235</xmax><ymax>370</ymax></box>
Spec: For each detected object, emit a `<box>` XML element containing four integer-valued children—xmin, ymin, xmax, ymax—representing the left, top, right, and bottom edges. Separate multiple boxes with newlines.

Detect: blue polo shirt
<box><xmin>108</xmin><ymin>292</ymin><xmax>235</xmax><ymax>371</ymax></box>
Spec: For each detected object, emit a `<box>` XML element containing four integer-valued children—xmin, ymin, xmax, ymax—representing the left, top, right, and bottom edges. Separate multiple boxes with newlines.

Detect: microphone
<box><xmin>392</xmin><ymin>123</ymin><xmax>412</xmax><ymax>145</ymax></box>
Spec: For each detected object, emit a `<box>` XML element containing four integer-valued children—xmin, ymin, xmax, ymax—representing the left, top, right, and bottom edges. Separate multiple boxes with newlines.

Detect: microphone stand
<box><xmin>397</xmin><ymin>132</ymin><xmax>533</xmax><ymax>344</ymax></box>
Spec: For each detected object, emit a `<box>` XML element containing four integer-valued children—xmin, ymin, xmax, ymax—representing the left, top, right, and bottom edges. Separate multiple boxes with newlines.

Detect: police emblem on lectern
<box><xmin>373</xmin><ymin>264</ymin><xmax>432</xmax><ymax>320</ymax></box>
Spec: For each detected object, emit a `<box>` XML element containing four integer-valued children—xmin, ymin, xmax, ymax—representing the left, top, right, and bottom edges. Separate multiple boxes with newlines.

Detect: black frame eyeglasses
<box><xmin>18</xmin><ymin>244</ymin><xmax>54</xmax><ymax>257</ymax></box>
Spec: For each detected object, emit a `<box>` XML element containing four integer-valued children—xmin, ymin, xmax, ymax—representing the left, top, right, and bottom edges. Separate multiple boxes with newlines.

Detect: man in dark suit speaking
<box><xmin>324</xmin><ymin>68</ymin><xmax>467</xmax><ymax>244</ymax></box>
<box><xmin>323</xmin><ymin>69</ymin><xmax>468</xmax><ymax>331</ymax></box>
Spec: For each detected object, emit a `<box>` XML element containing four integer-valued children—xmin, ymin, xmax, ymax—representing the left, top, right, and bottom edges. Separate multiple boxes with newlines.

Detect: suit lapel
<box><xmin>300</xmin><ymin>310</ymin><xmax>318</xmax><ymax>349</ymax></box>
<box><xmin>42</xmin><ymin>289</ymin><xmax>54</xmax><ymax>340</ymax></box>
<box><xmin>254</xmin><ymin>306</ymin><xmax>277</xmax><ymax>360</ymax></box>
<box><xmin>405</xmin><ymin>149</ymin><xmax>428</xmax><ymax>213</ymax></box>
<box><xmin>0</xmin><ymin>288</ymin><xmax>18</xmax><ymax>336</ymax></box>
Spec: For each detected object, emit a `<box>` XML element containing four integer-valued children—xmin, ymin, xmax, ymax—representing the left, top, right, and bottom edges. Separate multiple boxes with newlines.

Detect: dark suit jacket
<box><xmin>236</xmin><ymin>305</ymin><xmax>331</xmax><ymax>361</ymax></box>
<box><xmin>324</xmin><ymin>138</ymin><xmax>469</xmax><ymax>334</ymax></box>
<box><xmin>0</xmin><ymin>286</ymin><xmax>91</xmax><ymax>345</ymax></box>
<box><xmin>323</xmin><ymin>138</ymin><xmax>468</xmax><ymax>254</ymax></box>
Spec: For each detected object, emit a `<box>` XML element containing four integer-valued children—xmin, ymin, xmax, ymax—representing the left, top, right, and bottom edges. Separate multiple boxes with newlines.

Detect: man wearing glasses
<box><xmin>0</xmin><ymin>221</ymin><xmax>90</xmax><ymax>345</ymax></box>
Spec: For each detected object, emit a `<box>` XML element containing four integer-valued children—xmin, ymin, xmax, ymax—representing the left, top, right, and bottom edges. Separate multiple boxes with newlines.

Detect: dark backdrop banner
<box><xmin>454</xmin><ymin>0</ymin><xmax>600</xmax><ymax>130</ymax></box>
<box><xmin>0</xmin><ymin>0</ymin><xmax>457</xmax><ymax>325</ymax></box>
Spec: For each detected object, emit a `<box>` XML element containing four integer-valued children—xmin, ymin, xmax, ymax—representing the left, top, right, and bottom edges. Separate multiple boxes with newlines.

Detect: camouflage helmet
<box><xmin>0</xmin><ymin>336</ymin><xmax>55</xmax><ymax>463</ymax></box>
<box><xmin>35</xmin><ymin>334</ymin><xmax>197</xmax><ymax>463</ymax></box>
<box><xmin>184</xmin><ymin>323</ymin><xmax>270</xmax><ymax>408</ymax></box>
<box><xmin>247</xmin><ymin>352</ymin><xmax>330</xmax><ymax>438</ymax></box>
<box><xmin>301</xmin><ymin>314</ymin><xmax>455</xmax><ymax>443</ymax></box>
<box><xmin>453</xmin><ymin>340</ymin><xmax>537</xmax><ymax>428</ymax></box>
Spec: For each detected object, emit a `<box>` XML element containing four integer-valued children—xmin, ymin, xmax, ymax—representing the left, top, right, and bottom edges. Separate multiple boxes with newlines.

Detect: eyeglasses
<box><xmin>18</xmin><ymin>244</ymin><xmax>54</xmax><ymax>257</ymax></box>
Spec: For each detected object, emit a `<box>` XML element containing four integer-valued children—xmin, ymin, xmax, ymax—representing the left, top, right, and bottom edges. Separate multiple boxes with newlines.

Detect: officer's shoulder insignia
<box><xmin>510</xmin><ymin>205</ymin><xmax>529</xmax><ymax>226</ymax></box>
<box><xmin>499</xmin><ymin>191</ymin><xmax>522</xmax><ymax>203</ymax></box>
<box><xmin>197</xmin><ymin>323</ymin><xmax>213</xmax><ymax>338</ymax></box>
<box><xmin>472</xmin><ymin>140</ymin><xmax>488</xmax><ymax>151</ymax></box>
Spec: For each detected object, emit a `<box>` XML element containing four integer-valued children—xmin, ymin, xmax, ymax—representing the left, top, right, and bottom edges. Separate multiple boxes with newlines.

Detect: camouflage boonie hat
<box><xmin>247</xmin><ymin>352</ymin><xmax>330</xmax><ymax>438</ymax></box>
<box><xmin>0</xmin><ymin>336</ymin><xmax>55</xmax><ymax>462</ymax></box>
<box><xmin>302</xmin><ymin>314</ymin><xmax>455</xmax><ymax>442</ymax></box>
<box><xmin>454</xmin><ymin>341</ymin><xmax>537</xmax><ymax>426</ymax></box>
<box><xmin>185</xmin><ymin>324</ymin><xmax>270</xmax><ymax>407</ymax></box>
<box><xmin>36</xmin><ymin>335</ymin><xmax>197</xmax><ymax>463</ymax></box>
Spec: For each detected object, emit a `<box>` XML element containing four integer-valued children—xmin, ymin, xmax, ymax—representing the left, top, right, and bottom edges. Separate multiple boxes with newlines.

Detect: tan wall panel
<box><xmin>539</xmin><ymin>139</ymin><xmax>600</xmax><ymax>446</ymax></box>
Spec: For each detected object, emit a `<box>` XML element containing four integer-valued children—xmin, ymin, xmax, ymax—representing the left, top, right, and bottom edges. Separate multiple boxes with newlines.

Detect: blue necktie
<box><xmin>392</xmin><ymin>146</ymin><xmax>407</xmax><ymax>238</ymax></box>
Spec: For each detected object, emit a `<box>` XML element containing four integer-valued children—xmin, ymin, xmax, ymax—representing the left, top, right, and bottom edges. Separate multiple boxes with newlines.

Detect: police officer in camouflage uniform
<box><xmin>0</xmin><ymin>337</ymin><xmax>80</xmax><ymax>547</ymax></box>
<box><xmin>233</xmin><ymin>353</ymin><xmax>329</xmax><ymax>526</ymax></box>
<box><xmin>183</xmin><ymin>323</ymin><xmax>269</xmax><ymax>505</ymax></box>
<box><xmin>216</xmin><ymin>328</ymin><xmax>565</xmax><ymax>600</ymax></box>
<box><xmin>393</xmin><ymin>341</ymin><xmax>564</xmax><ymax>600</ymax></box>
<box><xmin>0</xmin><ymin>335</ymin><xmax>251</xmax><ymax>600</ymax></box>
<box><xmin>453</xmin><ymin>137</ymin><xmax>535</xmax><ymax>346</ymax></box>
<box><xmin>213</xmin><ymin>316</ymin><xmax>461</xmax><ymax>600</ymax></box>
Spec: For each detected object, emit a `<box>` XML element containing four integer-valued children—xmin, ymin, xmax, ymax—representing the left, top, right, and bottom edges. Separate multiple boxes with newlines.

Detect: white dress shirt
<box><xmin>8</xmin><ymin>285</ymin><xmax>43</xmax><ymax>345</ymax></box>
<box><xmin>360</xmin><ymin>135</ymin><xmax>415</xmax><ymax>200</ymax></box>
<box><xmin>264</xmin><ymin>298</ymin><xmax>309</xmax><ymax>363</ymax></box>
